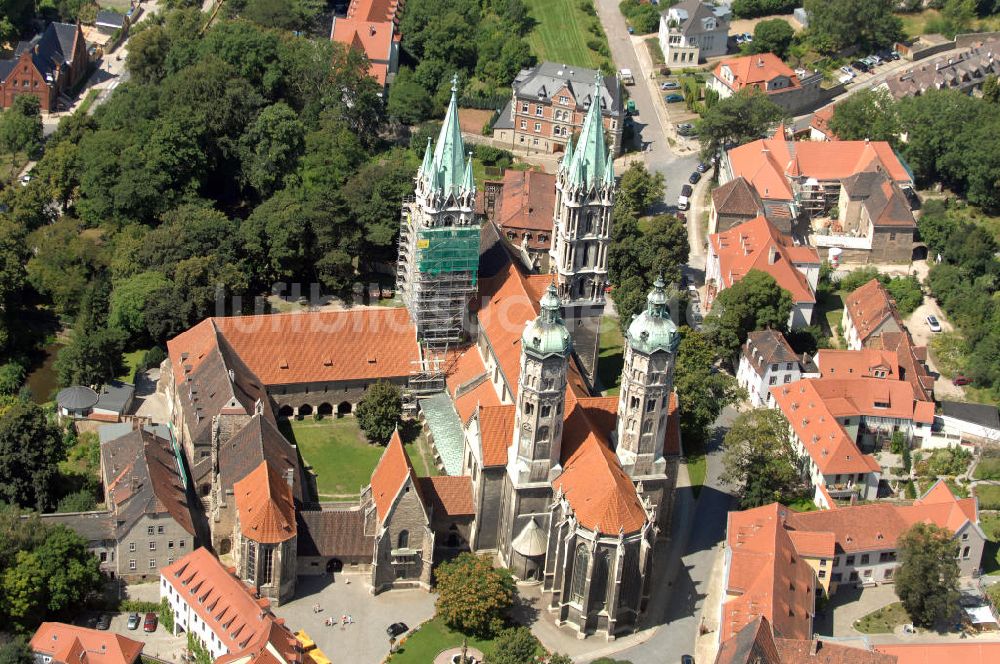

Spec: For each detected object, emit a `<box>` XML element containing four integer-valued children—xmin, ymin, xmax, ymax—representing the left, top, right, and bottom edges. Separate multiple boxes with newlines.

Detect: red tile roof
<box><xmin>234</xmin><ymin>461</ymin><xmax>297</xmax><ymax>544</ymax></box>
<box><xmin>665</xmin><ymin>392</ymin><xmax>681</xmax><ymax>455</ymax></box>
<box><xmin>809</xmin><ymin>104</ymin><xmax>838</xmax><ymax>141</ymax></box>
<box><xmin>478</xmin><ymin>403</ymin><xmax>515</xmax><ymax>467</ymax></box>
<box><xmin>418</xmin><ymin>475</ymin><xmax>475</xmax><ymax>516</ymax></box>
<box><xmin>369</xmin><ymin>429</ymin><xmax>418</xmax><ymax>522</ymax></box>
<box><xmin>816</xmin><ymin>349</ymin><xmax>901</xmax><ymax>381</ymax></box>
<box><xmin>724</xmin><ymin>504</ymin><xmax>816</xmax><ymax>642</ymax></box>
<box><xmin>161</xmin><ymin>548</ymin><xmax>299</xmax><ymax>662</ymax></box>
<box><xmin>775</xmin><ymin>637</ymin><xmax>897</xmax><ymax>663</ymax></box>
<box><xmin>874</xmin><ymin>642</ymin><xmax>1000</xmax><ymax>664</ymax></box>
<box><xmin>446</xmin><ymin>346</ymin><xmax>500</xmax><ymax>424</ymax></box>
<box><xmin>843</xmin><ymin>279</ymin><xmax>902</xmax><ymax>345</ymax></box>
<box><xmin>495</xmin><ymin>170</ymin><xmax>557</xmax><ymax>251</ymax></box>
<box><xmin>714</xmin><ymin>54</ymin><xmax>802</xmax><ymax>94</ymax></box>
<box><xmin>31</xmin><ymin>624</ymin><xmax>143</xmax><ymax>664</ymax></box>
<box><xmin>709</xmin><ymin>216</ymin><xmax>819</xmax><ymax>306</ymax></box>
<box><xmin>867</xmin><ymin>331</ymin><xmax>934</xmax><ymax>402</ymax></box>
<box><xmin>169</xmin><ymin>309</ymin><xmax>420</xmax><ymax>389</ymax></box>
<box><xmin>330</xmin><ymin>0</ymin><xmax>401</xmax><ymax>83</ymax></box>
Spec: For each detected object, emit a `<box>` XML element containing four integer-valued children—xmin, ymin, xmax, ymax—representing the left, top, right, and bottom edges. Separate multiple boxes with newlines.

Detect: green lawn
<box><xmin>975</xmin><ymin>454</ymin><xmax>1000</xmax><ymax>481</ymax></box>
<box><xmin>896</xmin><ymin>9</ymin><xmax>940</xmax><ymax>39</ymax></box>
<box><xmin>784</xmin><ymin>497</ymin><xmax>818</xmax><ymax>512</ymax></box>
<box><xmin>117</xmin><ymin>349</ymin><xmax>149</xmax><ymax>383</ymax></box>
<box><xmin>855</xmin><ymin>602</ymin><xmax>910</xmax><ymax>634</ymax></box>
<box><xmin>279</xmin><ymin>418</ymin><xmax>388</xmax><ymax>498</ymax></box>
<box><xmin>686</xmin><ymin>451</ymin><xmax>706</xmax><ymax>498</ymax></box>
<box><xmin>385</xmin><ymin>617</ymin><xmax>497</xmax><ymax>663</ymax></box>
<box><xmin>597</xmin><ymin>315</ymin><xmax>624</xmax><ymax>396</ymax></box>
<box><xmin>976</xmin><ymin>484</ymin><xmax>1000</xmax><ymax>511</ymax></box>
<box><xmin>524</xmin><ymin>0</ymin><xmax>605</xmax><ymax>69</ymax></box>
<box><xmin>815</xmin><ymin>291</ymin><xmax>844</xmax><ymax>348</ymax></box>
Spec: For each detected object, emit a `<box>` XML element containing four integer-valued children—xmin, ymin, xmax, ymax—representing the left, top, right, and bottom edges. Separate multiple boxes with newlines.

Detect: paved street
<box><xmin>605</xmin><ymin>407</ymin><xmax>738</xmax><ymax>664</ymax></box>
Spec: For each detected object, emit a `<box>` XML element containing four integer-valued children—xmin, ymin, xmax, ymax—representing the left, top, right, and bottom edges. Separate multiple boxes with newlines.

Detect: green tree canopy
<box><xmin>0</xmin><ymin>95</ymin><xmax>43</xmax><ymax>176</ymax></box>
<box><xmin>108</xmin><ymin>271</ymin><xmax>172</xmax><ymax>343</ymax></box>
<box><xmin>750</xmin><ymin>19</ymin><xmax>795</xmax><ymax>59</ymax></box>
<box><xmin>697</xmin><ymin>89</ymin><xmax>786</xmax><ymax>160</ymax></box>
<box><xmin>803</xmin><ymin>0</ymin><xmax>901</xmax><ymax>53</ymax></box>
<box><xmin>435</xmin><ymin>552</ymin><xmax>516</xmax><ymax>638</ymax></box>
<box><xmin>484</xmin><ymin>626</ymin><xmax>540</xmax><ymax>664</ymax></box>
<box><xmin>387</xmin><ymin>67</ymin><xmax>435</xmax><ymax>125</ymax></box>
<box><xmin>239</xmin><ymin>102</ymin><xmax>306</xmax><ymax>198</ymax></box>
<box><xmin>355</xmin><ymin>381</ymin><xmax>403</xmax><ymax>444</ymax></box>
<box><xmin>721</xmin><ymin>409</ymin><xmax>803</xmax><ymax>508</ymax></box>
<box><xmin>54</xmin><ymin>326</ymin><xmax>125</xmax><ymax>387</ymax></box>
<box><xmin>616</xmin><ymin>162</ymin><xmax>665</xmax><ymax>218</ymax></box>
<box><xmin>0</xmin><ymin>399</ymin><xmax>65</xmax><ymax>512</ymax></box>
<box><xmin>827</xmin><ymin>89</ymin><xmax>901</xmax><ymax>146</ymax></box>
<box><xmin>673</xmin><ymin>327</ymin><xmax>744</xmax><ymax>444</ymax></box>
<box><xmin>705</xmin><ymin>269</ymin><xmax>793</xmax><ymax>362</ymax></box>
<box><xmin>895</xmin><ymin>522</ymin><xmax>960</xmax><ymax>628</ymax></box>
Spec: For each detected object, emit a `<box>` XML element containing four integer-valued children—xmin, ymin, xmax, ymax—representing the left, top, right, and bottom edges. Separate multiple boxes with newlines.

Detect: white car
<box><xmin>19</xmin><ymin>174</ymin><xmax>31</xmax><ymax>186</ymax></box>
<box><xmin>926</xmin><ymin>315</ymin><xmax>942</xmax><ymax>333</ymax></box>
<box><xmin>677</xmin><ymin>195</ymin><xmax>689</xmax><ymax>210</ymax></box>
<box><xmin>840</xmin><ymin>66</ymin><xmax>855</xmax><ymax>77</ymax></box>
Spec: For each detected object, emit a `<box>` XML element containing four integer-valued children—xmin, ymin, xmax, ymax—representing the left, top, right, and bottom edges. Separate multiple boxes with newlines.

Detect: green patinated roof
<box><xmin>561</xmin><ymin>134</ymin><xmax>575</xmax><ymax>172</ymax></box>
<box><xmin>425</xmin><ymin>75</ymin><xmax>473</xmax><ymax>198</ymax></box>
<box><xmin>522</xmin><ymin>283</ymin><xmax>572</xmax><ymax>358</ymax></box>
<box><xmin>566</xmin><ymin>73</ymin><xmax>611</xmax><ymax>189</ymax></box>
<box><xmin>627</xmin><ymin>276</ymin><xmax>679</xmax><ymax>355</ymax></box>
<box><xmin>419</xmin><ymin>137</ymin><xmax>433</xmax><ymax>177</ymax></box>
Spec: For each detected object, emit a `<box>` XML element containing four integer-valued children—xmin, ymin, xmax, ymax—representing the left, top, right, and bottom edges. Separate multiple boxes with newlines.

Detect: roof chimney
<box><xmin>768</xmin><ymin>245</ymin><xmax>777</xmax><ymax>264</ymax></box>
<box><xmin>369</xmin><ymin>25</ymin><xmax>376</xmax><ymax>36</ymax></box>
<box><xmin>810</xmin><ymin>640</ymin><xmax>819</xmax><ymax>656</ymax></box>
<box><xmin>757</xmin><ymin>57</ymin><xmax>764</xmax><ymax>67</ymax></box>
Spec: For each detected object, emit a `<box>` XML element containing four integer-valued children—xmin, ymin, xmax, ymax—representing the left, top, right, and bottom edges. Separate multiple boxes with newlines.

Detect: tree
<box><xmin>884</xmin><ymin>276</ymin><xmax>923</xmax><ymax>317</ymax></box>
<box><xmin>56</xmin><ymin>489</ymin><xmax>97</xmax><ymax>513</ymax></box>
<box><xmin>54</xmin><ymin>326</ymin><xmax>125</xmax><ymax>387</ymax></box>
<box><xmin>484</xmin><ymin>627</ymin><xmax>539</xmax><ymax>664</ymax></box>
<box><xmin>616</xmin><ymin>162</ymin><xmax>664</xmax><ymax>218</ymax></box>
<box><xmin>355</xmin><ymin>380</ymin><xmax>402</xmax><ymax>444</ymax></box>
<box><xmin>704</xmin><ymin>270</ymin><xmax>793</xmax><ymax>362</ymax></box>
<box><xmin>927</xmin><ymin>0</ymin><xmax>976</xmax><ymax>38</ymax></box>
<box><xmin>697</xmin><ymin>89</ymin><xmax>786</xmax><ymax>160</ymax></box>
<box><xmin>721</xmin><ymin>409</ymin><xmax>802</xmax><ymax>508</ymax></box>
<box><xmin>895</xmin><ymin>522</ymin><xmax>960</xmax><ymax>628</ymax></box>
<box><xmin>827</xmin><ymin>89</ymin><xmax>901</xmax><ymax>146</ymax></box>
<box><xmin>983</xmin><ymin>74</ymin><xmax>1000</xmax><ymax>104</ymax></box>
<box><xmin>0</xmin><ymin>95</ymin><xmax>43</xmax><ymax>176</ymax></box>
<box><xmin>126</xmin><ymin>24</ymin><xmax>173</xmax><ymax>85</ymax></box>
<box><xmin>0</xmin><ymin>637</ymin><xmax>31</xmax><ymax>664</ymax></box>
<box><xmin>673</xmin><ymin>328</ymin><xmax>744</xmax><ymax>444</ymax></box>
<box><xmin>387</xmin><ymin>67</ymin><xmax>434</xmax><ymax>124</ymax></box>
<box><xmin>435</xmin><ymin>553</ymin><xmax>515</xmax><ymax>638</ymax></box>
<box><xmin>634</xmin><ymin>215</ymin><xmax>688</xmax><ymax>286</ymax></box>
<box><xmin>0</xmin><ymin>399</ymin><xmax>65</xmax><ymax>512</ymax></box>
<box><xmin>108</xmin><ymin>271</ymin><xmax>172</xmax><ymax>344</ymax></box>
<box><xmin>803</xmin><ymin>0</ymin><xmax>901</xmax><ymax>53</ymax></box>
<box><xmin>750</xmin><ymin>19</ymin><xmax>795</xmax><ymax>59</ymax></box>
<box><xmin>239</xmin><ymin>102</ymin><xmax>305</xmax><ymax>198</ymax></box>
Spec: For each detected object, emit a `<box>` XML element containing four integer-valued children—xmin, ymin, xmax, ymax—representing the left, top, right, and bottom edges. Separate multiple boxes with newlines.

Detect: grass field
<box><xmin>597</xmin><ymin>315</ymin><xmax>624</xmax><ymax>396</ymax></box>
<box><xmin>855</xmin><ymin>602</ymin><xmax>909</xmax><ymax>634</ymax></box>
<box><xmin>784</xmin><ymin>497</ymin><xmax>818</xmax><ymax>512</ymax></box>
<box><xmin>976</xmin><ymin>484</ymin><xmax>1000</xmax><ymax>511</ymax></box>
<box><xmin>280</xmin><ymin>418</ymin><xmax>388</xmax><ymax>498</ymax></box>
<box><xmin>524</xmin><ymin>0</ymin><xmax>605</xmax><ymax>69</ymax></box>
<box><xmin>975</xmin><ymin>453</ymin><xmax>1000</xmax><ymax>481</ymax></box>
<box><xmin>385</xmin><ymin>617</ymin><xmax>497</xmax><ymax>664</ymax></box>
<box><xmin>686</xmin><ymin>450</ymin><xmax>706</xmax><ymax>498</ymax></box>
<box><xmin>117</xmin><ymin>349</ymin><xmax>149</xmax><ymax>383</ymax></box>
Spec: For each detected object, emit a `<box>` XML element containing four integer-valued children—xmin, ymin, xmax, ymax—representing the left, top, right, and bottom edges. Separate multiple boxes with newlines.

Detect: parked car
<box><xmin>19</xmin><ymin>174</ymin><xmax>31</xmax><ymax>186</ymax></box>
<box><xmin>952</xmin><ymin>375</ymin><xmax>973</xmax><ymax>386</ymax></box>
<box><xmin>926</xmin><ymin>315</ymin><xmax>942</xmax><ymax>332</ymax></box>
<box><xmin>870</xmin><ymin>54</ymin><xmax>883</xmax><ymax>65</ymax></box>
<box><xmin>743</xmin><ymin>33</ymin><xmax>753</xmax><ymax>42</ymax></box>
<box><xmin>664</xmin><ymin>93</ymin><xmax>684</xmax><ymax>103</ymax></box>
<box><xmin>387</xmin><ymin>622</ymin><xmax>409</xmax><ymax>638</ymax></box>
<box><xmin>680</xmin><ymin>184</ymin><xmax>693</xmax><ymax>197</ymax></box>
<box><xmin>840</xmin><ymin>66</ymin><xmax>855</xmax><ymax>77</ymax></box>
<box><xmin>852</xmin><ymin>60</ymin><xmax>870</xmax><ymax>73</ymax></box>
<box><xmin>735</xmin><ymin>34</ymin><xmax>745</xmax><ymax>44</ymax></box>
<box><xmin>677</xmin><ymin>195</ymin><xmax>689</xmax><ymax>210</ymax></box>
<box><xmin>627</xmin><ymin>26</ymin><xmax>634</xmax><ymax>34</ymax></box>
<box><xmin>661</xmin><ymin>81</ymin><xmax>680</xmax><ymax>90</ymax></box>
<box><xmin>682</xmin><ymin>656</ymin><xmax>695</xmax><ymax>664</ymax></box>
<box><xmin>143</xmin><ymin>613</ymin><xmax>158</xmax><ymax>633</ymax></box>
<box><xmin>95</xmin><ymin>614</ymin><xmax>111</xmax><ymax>631</ymax></box>
<box><xmin>127</xmin><ymin>613</ymin><xmax>141</xmax><ymax>630</ymax></box>
<box><xmin>688</xmin><ymin>171</ymin><xmax>701</xmax><ymax>184</ymax></box>
<box><xmin>890</xmin><ymin>50</ymin><xmax>901</xmax><ymax>60</ymax></box>
<box><xmin>696</xmin><ymin>161</ymin><xmax>708</xmax><ymax>173</ymax></box>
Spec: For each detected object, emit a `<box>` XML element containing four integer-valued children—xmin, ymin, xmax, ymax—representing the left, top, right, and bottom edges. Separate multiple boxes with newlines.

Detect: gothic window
<box><xmin>261</xmin><ymin>545</ymin><xmax>274</xmax><ymax>585</ymax></box>
<box><xmin>245</xmin><ymin>541</ymin><xmax>257</xmax><ymax>582</ymax></box>
<box><xmin>630</xmin><ymin>396</ymin><xmax>640</xmax><ymax>410</ymax></box>
<box><xmin>536</xmin><ymin>426</ymin><xmax>550</xmax><ymax>442</ymax></box>
<box><xmin>591</xmin><ymin>550</ymin><xmax>610</xmax><ymax>611</ymax></box>
<box><xmin>641</xmin><ymin>419</ymin><xmax>653</xmax><ymax>435</ymax></box>
<box><xmin>443</xmin><ymin>215</ymin><xmax>455</xmax><ymax>227</ymax></box>
<box><xmin>397</xmin><ymin>530</ymin><xmax>409</xmax><ymax>549</ymax></box>
<box><xmin>541</xmin><ymin>404</ymin><xmax>551</xmax><ymax>417</ymax></box>
<box><xmin>542</xmin><ymin>377</ymin><xmax>554</xmax><ymax>390</ymax></box>
<box><xmin>524</xmin><ymin>402</ymin><xmax>534</xmax><ymax>416</ymax></box>
<box><xmin>584</xmin><ymin>212</ymin><xmax>595</xmax><ymax>234</ymax></box>
<box><xmin>570</xmin><ymin>544</ymin><xmax>589</xmax><ymax>604</ymax></box>
<box><xmin>646</xmin><ymin>398</ymin><xmax>656</xmax><ymax>412</ymax></box>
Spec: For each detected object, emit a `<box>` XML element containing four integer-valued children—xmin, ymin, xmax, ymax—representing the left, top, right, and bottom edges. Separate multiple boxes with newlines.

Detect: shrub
<box><xmin>580</xmin><ymin>0</ymin><xmax>596</xmax><ymax>15</ymax></box>
<box><xmin>159</xmin><ymin>598</ymin><xmax>173</xmax><ymax>633</ymax></box>
<box><xmin>120</xmin><ymin>599</ymin><xmax>160</xmax><ymax>613</ymax></box>
<box><xmin>144</xmin><ymin>346</ymin><xmax>166</xmax><ymax>370</ymax></box>
<box><xmin>927</xmin><ymin>446</ymin><xmax>972</xmax><ymax>477</ymax></box>
<box><xmin>586</xmin><ymin>38</ymin><xmax>603</xmax><ymax>51</ymax></box>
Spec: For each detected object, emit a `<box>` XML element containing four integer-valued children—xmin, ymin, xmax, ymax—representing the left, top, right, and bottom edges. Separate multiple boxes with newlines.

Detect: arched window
<box><xmin>442</xmin><ymin>215</ymin><xmax>455</xmax><ymax>227</ymax></box>
<box><xmin>570</xmin><ymin>544</ymin><xmax>589</xmax><ymax>604</ymax></box>
<box><xmin>591</xmin><ymin>550</ymin><xmax>609</xmax><ymax>611</ymax></box>
<box><xmin>584</xmin><ymin>211</ymin><xmax>595</xmax><ymax>234</ymax></box>
<box><xmin>641</xmin><ymin>419</ymin><xmax>653</xmax><ymax>434</ymax></box>
<box><xmin>536</xmin><ymin>426</ymin><xmax>550</xmax><ymax>442</ymax></box>
<box><xmin>397</xmin><ymin>530</ymin><xmax>409</xmax><ymax>549</ymax></box>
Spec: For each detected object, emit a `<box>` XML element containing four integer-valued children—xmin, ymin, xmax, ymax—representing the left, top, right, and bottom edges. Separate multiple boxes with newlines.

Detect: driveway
<box><xmin>77</xmin><ymin>607</ymin><xmax>186</xmax><ymax>661</ymax></box>
<box><xmin>814</xmin><ymin>584</ymin><xmax>899</xmax><ymax>638</ymax></box>
<box><xmin>904</xmin><ymin>296</ymin><xmax>966</xmax><ymax>400</ymax></box>
<box><xmin>272</xmin><ymin>573</ymin><xmax>436</xmax><ymax>664</ymax></box>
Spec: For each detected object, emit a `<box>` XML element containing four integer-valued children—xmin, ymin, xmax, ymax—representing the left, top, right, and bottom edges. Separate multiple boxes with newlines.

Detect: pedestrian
<box><xmin>347</xmin><ymin>614</ymin><xmax>353</xmax><ymax>625</ymax></box>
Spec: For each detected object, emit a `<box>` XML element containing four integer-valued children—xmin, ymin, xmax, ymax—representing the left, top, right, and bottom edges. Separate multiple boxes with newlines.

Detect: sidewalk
<box><xmin>693</xmin><ymin>544</ymin><xmax>726</xmax><ymax>664</ymax></box>
<box><xmin>627</xmin><ymin>33</ymin><xmax>697</xmax><ymax>158</ymax></box>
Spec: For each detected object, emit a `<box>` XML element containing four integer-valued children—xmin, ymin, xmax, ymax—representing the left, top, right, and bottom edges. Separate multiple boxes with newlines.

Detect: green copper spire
<box><xmin>429</xmin><ymin>74</ymin><xmax>470</xmax><ymax>196</ymax></box>
<box><xmin>567</xmin><ymin>72</ymin><xmax>608</xmax><ymax>189</ymax></box>
<box><xmin>522</xmin><ymin>283</ymin><xmax>572</xmax><ymax>358</ymax></box>
<box><xmin>626</xmin><ymin>276</ymin><xmax>679</xmax><ymax>354</ymax></box>
<box><xmin>419</xmin><ymin>137</ymin><xmax>433</xmax><ymax>177</ymax></box>
<box><xmin>603</xmin><ymin>147</ymin><xmax>615</xmax><ymax>187</ymax></box>
<box><xmin>560</xmin><ymin>134</ymin><xmax>575</xmax><ymax>173</ymax></box>
<box><xmin>462</xmin><ymin>152</ymin><xmax>474</xmax><ymax>192</ymax></box>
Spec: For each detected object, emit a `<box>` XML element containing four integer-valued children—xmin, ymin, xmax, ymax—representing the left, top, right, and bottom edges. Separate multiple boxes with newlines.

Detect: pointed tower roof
<box><xmin>462</xmin><ymin>152</ymin><xmax>474</xmax><ymax>192</ymax></box>
<box><xmin>567</xmin><ymin>73</ymin><xmax>609</xmax><ymax>189</ymax></box>
<box><xmin>560</xmin><ymin>134</ymin><xmax>575</xmax><ymax>173</ymax></box>
<box><xmin>603</xmin><ymin>147</ymin><xmax>615</xmax><ymax>187</ymax></box>
<box><xmin>419</xmin><ymin>137</ymin><xmax>433</xmax><ymax>177</ymax></box>
<box><xmin>626</xmin><ymin>276</ymin><xmax>679</xmax><ymax>355</ymax></box>
<box><xmin>521</xmin><ymin>283</ymin><xmax>572</xmax><ymax>358</ymax></box>
<box><xmin>429</xmin><ymin>74</ymin><xmax>470</xmax><ymax>196</ymax></box>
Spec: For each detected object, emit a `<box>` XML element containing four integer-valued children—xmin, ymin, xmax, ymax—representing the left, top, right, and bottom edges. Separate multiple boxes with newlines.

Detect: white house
<box><xmin>736</xmin><ymin>330</ymin><xmax>813</xmax><ymax>407</ymax></box>
<box><xmin>658</xmin><ymin>0</ymin><xmax>730</xmax><ymax>66</ymax></box>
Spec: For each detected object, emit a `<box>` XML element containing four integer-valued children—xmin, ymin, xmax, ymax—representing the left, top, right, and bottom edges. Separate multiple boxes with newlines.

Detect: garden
<box><xmin>855</xmin><ymin>602</ymin><xmax>910</xmax><ymax>634</ymax></box>
<box><xmin>525</xmin><ymin>0</ymin><xmax>612</xmax><ymax>71</ymax></box>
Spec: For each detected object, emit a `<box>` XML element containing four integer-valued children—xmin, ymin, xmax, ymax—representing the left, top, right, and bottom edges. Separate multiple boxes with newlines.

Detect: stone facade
<box><xmin>364</xmin><ymin>474</ymin><xmax>435</xmax><ymax>592</ymax></box>
<box><xmin>118</xmin><ymin>514</ymin><xmax>195</xmax><ymax>583</ymax></box>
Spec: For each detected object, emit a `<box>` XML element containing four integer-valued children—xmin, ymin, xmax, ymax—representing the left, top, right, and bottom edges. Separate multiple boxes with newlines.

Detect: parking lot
<box><xmin>76</xmin><ymin>609</ymin><xmax>186</xmax><ymax>660</ymax></box>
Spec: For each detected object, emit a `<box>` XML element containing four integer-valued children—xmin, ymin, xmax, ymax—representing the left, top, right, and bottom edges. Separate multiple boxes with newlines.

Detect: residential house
<box><xmin>706</xmin><ymin>215</ymin><xmax>821</xmax><ymax>329</ymax></box>
<box><xmin>160</xmin><ymin>548</ymin><xmax>303</xmax><ymax>664</ymax></box>
<box><xmin>715</xmin><ymin>616</ymin><xmax>897</xmax><ymax>664</ymax></box>
<box><xmin>37</xmin><ymin>510</ymin><xmax>116</xmax><ymax>576</ymax></box>
<box><xmin>493</xmin><ymin>62</ymin><xmax>624</xmax><ymax>155</ymax></box>
<box><xmin>770</xmin><ymin>378</ymin><xmax>934</xmax><ymax>503</ymax></box>
<box><xmin>0</xmin><ymin>22</ymin><xmax>89</xmax><ymax>111</ymax></box>
<box><xmin>841</xmin><ymin>278</ymin><xmax>904</xmax><ymax>350</ymax></box>
<box><xmin>330</xmin><ymin>0</ymin><xmax>402</xmax><ymax>92</ymax></box>
<box><xmin>736</xmin><ymin>330</ymin><xmax>815</xmax><ymax>408</ymax></box>
<box><xmin>708</xmin><ymin>53</ymin><xmax>827</xmax><ymax>115</ymax></box>
<box><xmin>710</xmin><ymin>176</ymin><xmax>766</xmax><ymax>235</ymax></box>
<box><xmin>881</xmin><ymin>37</ymin><xmax>1000</xmax><ymax>100</ymax></box>
<box><xmin>808</xmin><ymin>104</ymin><xmax>837</xmax><ymax>142</ymax></box>
<box><xmin>30</xmin><ymin>623</ymin><xmax>143</xmax><ymax>664</ymax></box>
<box><xmin>829</xmin><ymin>171</ymin><xmax>917</xmax><ymax>264</ymax></box>
<box><xmin>492</xmin><ymin>169</ymin><xmax>557</xmax><ymax>272</ymax></box>
<box><xmin>816</xmin><ymin>344</ymin><xmax>933</xmax><ymax>404</ymax></box>
<box><xmin>94</xmin><ymin>10</ymin><xmax>128</xmax><ymax>35</ymax></box>
<box><xmin>937</xmin><ymin>401</ymin><xmax>1000</xmax><ymax>445</ymax></box>
<box><xmin>99</xmin><ymin>425</ymin><xmax>198</xmax><ymax>582</ymax></box>
<box><xmin>657</xmin><ymin>0</ymin><xmax>730</xmax><ymax>66</ymax></box>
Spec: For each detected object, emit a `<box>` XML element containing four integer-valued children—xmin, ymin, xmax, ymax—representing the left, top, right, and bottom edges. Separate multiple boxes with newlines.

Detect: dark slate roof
<box><xmin>743</xmin><ymin>330</ymin><xmax>800</xmax><ymax>377</ymax></box>
<box><xmin>101</xmin><ymin>428</ymin><xmax>196</xmax><ymax>537</ymax></box>
<box><xmin>13</xmin><ymin>22</ymin><xmax>79</xmax><ymax>81</ymax></box>
<box><xmin>713</xmin><ymin>177</ymin><xmax>764</xmax><ymax>217</ymax></box>
<box><xmin>512</xmin><ymin>62</ymin><xmax>622</xmax><ymax>115</ymax></box>
<box><xmin>39</xmin><ymin>511</ymin><xmax>116</xmax><ymax>543</ymax></box>
<box><xmin>297</xmin><ymin>509</ymin><xmax>373</xmax><ymax>558</ymax></box>
<box><xmin>219</xmin><ymin>414</ymin><xmax>303</xmax><ymax>503</ymax></box>
<box><xmin>941</xmin><ymin>401</ymin><xmax>1000</xmax><ymax>429</ymax></box>
<box><xmin>95</xmin><ymin>10</ymin><xmax>127</xmax><ymax>27</ymax></box>
<box><xmin>494</xmin><ymin>100</ymin><xmax>514</xmax><ymax>130</ymax></box>
<box><xmin>94</xmin><ymin>380</ymin><xmax>134</xmax><ymax>414</ymax></box>
<box><xmin>0</xmin><ymin>61</ymin><xmax>14</xmax><ymax>80</ymax></box>
<box><xmin>478</xmin><ymin>219</ymin><xmax>510</xmax><ymax>279</ymax></box>
<box><xmin>56</xmin><ymin>385</ymin><xmax>99</xmax><ymax>410</ymax></box>
<box><xmin>841</xmin><ymin>171</ymin><xmax>915</xmax><ymax>229</ymax></box>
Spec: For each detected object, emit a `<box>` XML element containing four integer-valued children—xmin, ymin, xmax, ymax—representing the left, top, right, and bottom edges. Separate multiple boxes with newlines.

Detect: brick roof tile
<box><xmin>418</xmin><ymin>475</ymin><xmax>475</xmax><ymax>516</ymax></box>
<box><xmin>234</xmin><ymin>461</ymin><xmax>297</xmax><ymax>544</ymax></box>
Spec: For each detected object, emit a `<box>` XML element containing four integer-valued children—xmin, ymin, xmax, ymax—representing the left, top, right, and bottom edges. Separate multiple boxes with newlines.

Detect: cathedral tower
<box><xmin>397</xmin><ymin>75</ymin><xmax>480</xmax><ymax>348</ymax></box>
<box><xmin>549</xmin><ymin>73</ymin><xmax>616</xmax><ymax>383</ymax></box>
<box><xmin>615</xmin><ymin>277</ymin><xmax>679</xmax><ymax>517</ymax></box>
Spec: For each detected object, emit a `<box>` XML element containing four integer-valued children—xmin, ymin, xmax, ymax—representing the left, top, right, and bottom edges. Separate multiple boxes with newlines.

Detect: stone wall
<box><xmin>370</xmin><ymin>478</ymin><xmax>434</xmax><ymax>593</ymax></box>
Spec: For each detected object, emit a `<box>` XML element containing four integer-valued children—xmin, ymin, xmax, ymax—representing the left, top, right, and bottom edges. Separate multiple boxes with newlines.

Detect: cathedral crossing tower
<box><xmin>396</xmin><ymin>75</ymin><xmax>480</xmax><ymax>348</ymax></box>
